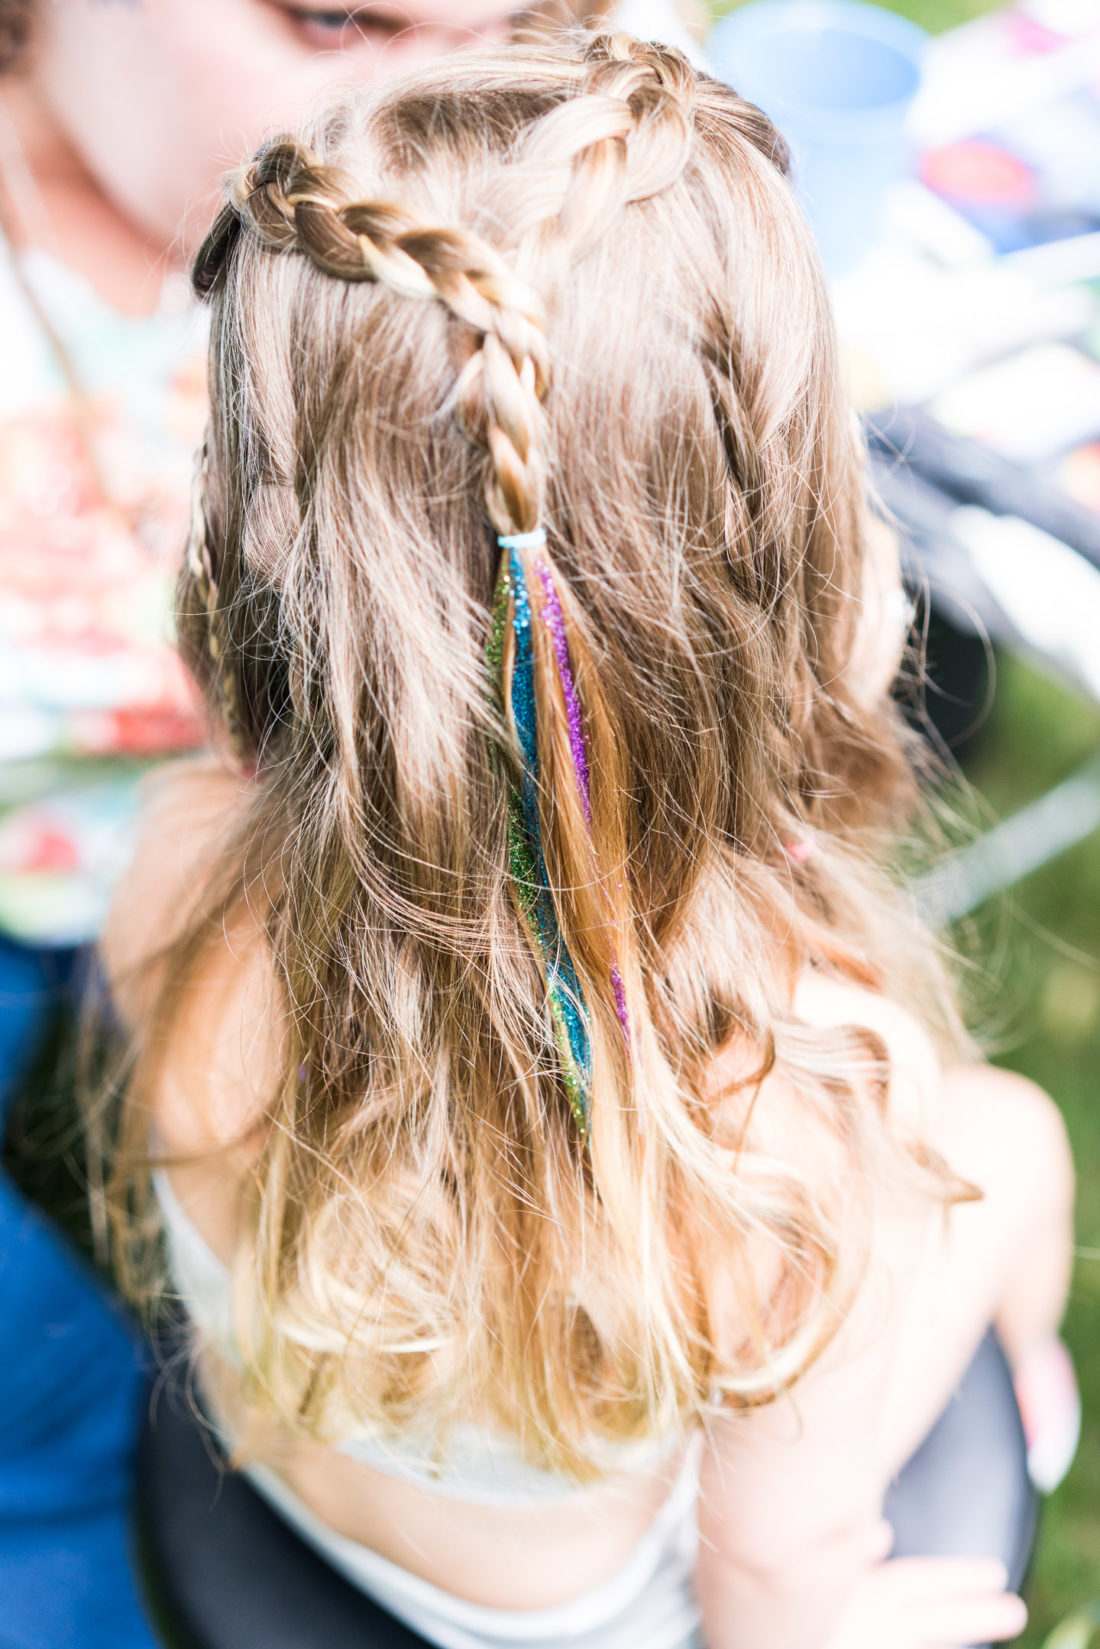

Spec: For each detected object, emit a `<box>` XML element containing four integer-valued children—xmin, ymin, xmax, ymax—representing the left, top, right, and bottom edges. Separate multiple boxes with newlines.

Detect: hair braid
<box><xmin>192</xmin><ymin>35</ymin><xmax>697</xmax><ymax>537</ymax></box>
<box><xmin>196</xmin><ymin>139</ymin><xmax>551</xmax><ymax>535</ymax></box>
<box><xmin>460</xmin><ymin>34</ymin><xmax>696</xmax><ymax>271</ymax></box>
<box><xmin>186</xmin><ymin>35</ymin><xmax>706</xmax><ymax>1089</ymax></box>
<box><xmin>520</xmin><ymin>34</ymin><xmax>696</xmax><ymax>259</ymax></box>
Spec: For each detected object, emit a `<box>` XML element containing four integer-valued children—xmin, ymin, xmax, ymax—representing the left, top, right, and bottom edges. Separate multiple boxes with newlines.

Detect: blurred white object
<box><xmin>931</xmin><ymin>346</ymin><xmax>1100</xmax><ymax>464</ymax></box>
<box><xmin>910</xmin><ymin>2</ymin><xmax>1100</xmax><ymax>147</ymax></box>
<box><xmin>833</xmin><ymin>242</ymin><xmax>1095</xmax><ymax>405</ymax></box>
<box><xmin>612</xmin><ymin>0</ymin><xmax>710</xmax><ymax>66</ymax></box>
<box><xmin>952</xmin><ymin>506</ymin><xmax>1100</xmax><ymax>700</ymax></box>
<box><xmin>917</xmin><ymin>753</ymin><xmax>1100</xmax><ymax>922</ymax></box>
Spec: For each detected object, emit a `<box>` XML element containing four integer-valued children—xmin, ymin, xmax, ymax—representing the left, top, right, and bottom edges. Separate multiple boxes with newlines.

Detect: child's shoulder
<box><xmin>710</xmin><ymin>966</ymin><xmax>945</xmax><ymax>1153</ymax></box>
<box><xmin>101</xmin><ymin>757</ymin><xmax>274</xmax><ymax>1161</ymax></box>
<box><xmin>793</xmin><ymin>966</ymin><xmax>943</xmax><ymax>1138</ymax></box>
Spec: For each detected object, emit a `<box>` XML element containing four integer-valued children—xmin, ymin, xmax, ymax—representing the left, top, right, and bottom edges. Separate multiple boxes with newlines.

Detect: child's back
<box><xmin>102</xmin><ymin>34</ymin><xmax>1074</xmax><ymax>1649</ymax></box>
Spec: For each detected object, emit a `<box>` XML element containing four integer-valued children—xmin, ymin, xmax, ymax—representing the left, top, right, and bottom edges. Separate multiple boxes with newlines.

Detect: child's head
<box><xmin>1</xmin><ymin>2</ymin><xmax>611</xmax><ymax>251</ymax></box>
<box><xmin>131</xmin><ymin>33</ymin><xmax>954</xmax><ymax>1467</ymax></box>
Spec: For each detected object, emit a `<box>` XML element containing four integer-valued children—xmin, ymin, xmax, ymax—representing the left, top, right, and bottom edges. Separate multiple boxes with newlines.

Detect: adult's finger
<box><xmin>882</xmin><ymin>1556</ymin><xmax>1009</xmax><ymax>1599</ymax></box>
<box><xmin>919</xmin><ymin>1589</ymin><xmax>1028</xmax><ymax>1645</ymax></box>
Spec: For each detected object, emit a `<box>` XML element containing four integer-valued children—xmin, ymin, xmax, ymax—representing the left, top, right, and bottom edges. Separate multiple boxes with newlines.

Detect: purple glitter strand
<box><xmin>534</xmin><ymin>557</ymin><xmax>632</xmax><ymax>1052</ymax></box>
<box><xmin>534</xmin><ymin>561</ymin><xmax>591</xmax><ymax>829</ymax></box>
<box><xmin>611</xmin><ymin>965</ymin><xmax>630</xmax><ymax>1042</ymax></box>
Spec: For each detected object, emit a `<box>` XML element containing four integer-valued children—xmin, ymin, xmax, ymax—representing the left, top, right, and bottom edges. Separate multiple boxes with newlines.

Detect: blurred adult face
<box><xmin>32</xmin><ymin>0</ymin><xmax>527</xmax><ymax>252</ymax></box>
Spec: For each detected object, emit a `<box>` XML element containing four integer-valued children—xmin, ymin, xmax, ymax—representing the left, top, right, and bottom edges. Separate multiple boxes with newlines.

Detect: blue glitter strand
<box><xmin>508</xmin><ymin>551</ymin><xmax>592</xmax><ymax>1092</ymax></box>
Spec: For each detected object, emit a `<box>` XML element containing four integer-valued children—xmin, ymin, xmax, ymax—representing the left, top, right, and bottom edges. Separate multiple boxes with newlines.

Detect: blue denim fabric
<box><xmin>0</xmin><ymin>937</ymin><xmax>156</xmax><ymax>1649</ymax></box>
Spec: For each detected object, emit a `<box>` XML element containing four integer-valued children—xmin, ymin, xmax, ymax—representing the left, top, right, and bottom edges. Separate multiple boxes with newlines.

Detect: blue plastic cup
<box><xmin>708</xmin><ymin>0</ymin><xmax>927</xmax><ymax>276</ymax></box>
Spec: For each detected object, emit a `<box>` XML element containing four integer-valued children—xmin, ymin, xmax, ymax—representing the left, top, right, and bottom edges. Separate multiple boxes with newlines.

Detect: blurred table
<box><xmin>829</xmin><ymin>0</ymin><xmax>1100</xmax><ymax>915</ymax></box>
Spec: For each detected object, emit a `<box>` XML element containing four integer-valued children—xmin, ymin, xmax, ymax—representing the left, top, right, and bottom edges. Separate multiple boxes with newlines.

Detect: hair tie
<box><xmin>497</xmin><ymin>529</ymin><xmax>547</xmax><ymax>551</ymax></box>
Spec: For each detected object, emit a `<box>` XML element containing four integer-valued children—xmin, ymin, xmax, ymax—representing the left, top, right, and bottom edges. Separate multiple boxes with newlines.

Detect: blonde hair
<box><xmin>111</xmin><ymin>33</ymin><xmax>965</xmax><ymax>1477</ymax></box>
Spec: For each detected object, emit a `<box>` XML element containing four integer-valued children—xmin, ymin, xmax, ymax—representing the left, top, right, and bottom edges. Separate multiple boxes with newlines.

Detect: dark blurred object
<box><xmin>137</xmin><ymin>1337</ymin><xmax>426</xmax><ymax>1649</ymax></box>
<box><xmin>0</xmin><ymin>939</ymin><xmax>92</xmax><ymax>1256</ymax></box>
<box><xmin>137</xmin><ymin>1328</ymin><xmax>1033</xmax><ymax>1649</ymax></box>
<box><xmin>884</xmin><ymin>1330</ymin><xmax>1036</xmax><ymax>1595</ymax></box>
<box><xmin>919</xmin><ymin>606</ymin><xmax>991</xmax><ymax>756</ymax></box>
<box><xmin>870</xmin><ymin>444</ymin><xmax>996</xmax><ymax>758</ymax></box>
<box><xmin>868</xmin><ymin>406</ymin><xmax>1100</xmax><ymax>573</ymax></box>
<box><xmin>870</xmin><ymin>435</ymin><xmax>1100</xmax><ymax>915</ymax></box>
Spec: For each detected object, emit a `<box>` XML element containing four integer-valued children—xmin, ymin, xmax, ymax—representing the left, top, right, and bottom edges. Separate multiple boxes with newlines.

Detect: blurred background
<box><xmin>701</xmin><ymin>1</ymin><xmax>1100</xmax><ymax>1641</ymax></box>
<box><xmin>0</xmin><ymin>1</ymin><xmax>1095</xmax><ymax>1643</ymax></box>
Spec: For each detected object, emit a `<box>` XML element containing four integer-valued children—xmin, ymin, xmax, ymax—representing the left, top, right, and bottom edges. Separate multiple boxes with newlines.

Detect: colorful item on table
<box><xmin>916</xmin><ymin>3</ymin><xmax>1100</xmax><ymax>255</ymax></box>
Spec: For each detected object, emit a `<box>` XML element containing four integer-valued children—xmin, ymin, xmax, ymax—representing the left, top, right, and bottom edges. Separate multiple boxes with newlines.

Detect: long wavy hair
<box><xmin>107</xmin><ymin>33</ymin><xmax>967</xmax><ymax>1479</ymax></box>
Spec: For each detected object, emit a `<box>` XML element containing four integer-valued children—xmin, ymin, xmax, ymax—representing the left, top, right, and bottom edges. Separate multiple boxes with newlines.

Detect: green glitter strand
<box><xmin>486</xmin><ymin>551</ymin><xmax>591</xmax><ymax>1135</ymax></box>
<box><xmin>548</xmin><ymin>994</ymin><xmax>590</xmax><ymax>1133</ymax></box>
<box><xmin>486</xmin><ymin>560</ymin><xmax>512</xmax><ymax>685</ymax></box>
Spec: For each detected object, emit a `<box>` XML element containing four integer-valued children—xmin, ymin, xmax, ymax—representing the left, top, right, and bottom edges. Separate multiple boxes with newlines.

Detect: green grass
<box><xmin>961</xmin><ymin>657</ymin><xmax>1100</xmax><ymax>1645</ymax></box>
<box><xmin>710</xmin><ymin>0</ymin><xmax>1003</xmax><ymax>30</ymax></box>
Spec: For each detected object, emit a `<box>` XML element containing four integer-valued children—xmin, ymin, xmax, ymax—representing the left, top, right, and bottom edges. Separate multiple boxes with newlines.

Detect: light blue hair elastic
<box><xmin>497</xmin><ymin>529</ymin><xmax>547</xmax><ymax>552</ymax></box>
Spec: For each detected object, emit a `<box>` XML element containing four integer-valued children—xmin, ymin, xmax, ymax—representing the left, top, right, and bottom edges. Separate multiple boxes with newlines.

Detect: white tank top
<box><xmin>153</xmin><ymin>1169</ymin><xmax>704</xmax><ymax>1649</ymax></box>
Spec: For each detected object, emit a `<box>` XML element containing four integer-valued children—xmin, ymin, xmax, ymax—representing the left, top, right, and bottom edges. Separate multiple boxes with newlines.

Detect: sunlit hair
<box><xmin>109</xmin><ymin>33</ymin><xmax>969</xmax><ymax>1478</ymax></box>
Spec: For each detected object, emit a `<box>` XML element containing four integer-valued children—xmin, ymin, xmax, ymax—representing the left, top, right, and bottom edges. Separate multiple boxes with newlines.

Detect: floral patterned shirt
<box><xmin>0</xmin><ymin>241</ymin><xmax>207</xmax><ymax>945</ymax></box>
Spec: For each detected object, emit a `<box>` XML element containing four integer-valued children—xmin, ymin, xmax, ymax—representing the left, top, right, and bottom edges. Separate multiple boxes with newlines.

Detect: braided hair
<box><xmin>117</xmin><ymin>33</ymin><xmax>963</xmax><ymax>1473</ymax></box>
<box><xmin>192</xmin><ymin>37</ymin><xmax>698</xmax><ymax>531</ymax></box>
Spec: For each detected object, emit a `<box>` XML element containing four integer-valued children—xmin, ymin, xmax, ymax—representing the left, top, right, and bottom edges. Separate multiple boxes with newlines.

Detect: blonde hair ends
<box><xmin>108</xmin><ymin>35</ymin><xmax>967</xmax><ymax>1478</ymax></box>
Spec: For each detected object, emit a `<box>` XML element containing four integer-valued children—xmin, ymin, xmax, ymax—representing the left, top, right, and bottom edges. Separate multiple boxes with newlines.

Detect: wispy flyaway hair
<box><xmin>110</xmin><ymin>33</ymin><xmax>967</xmax><ymax>1477</ymax></box>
